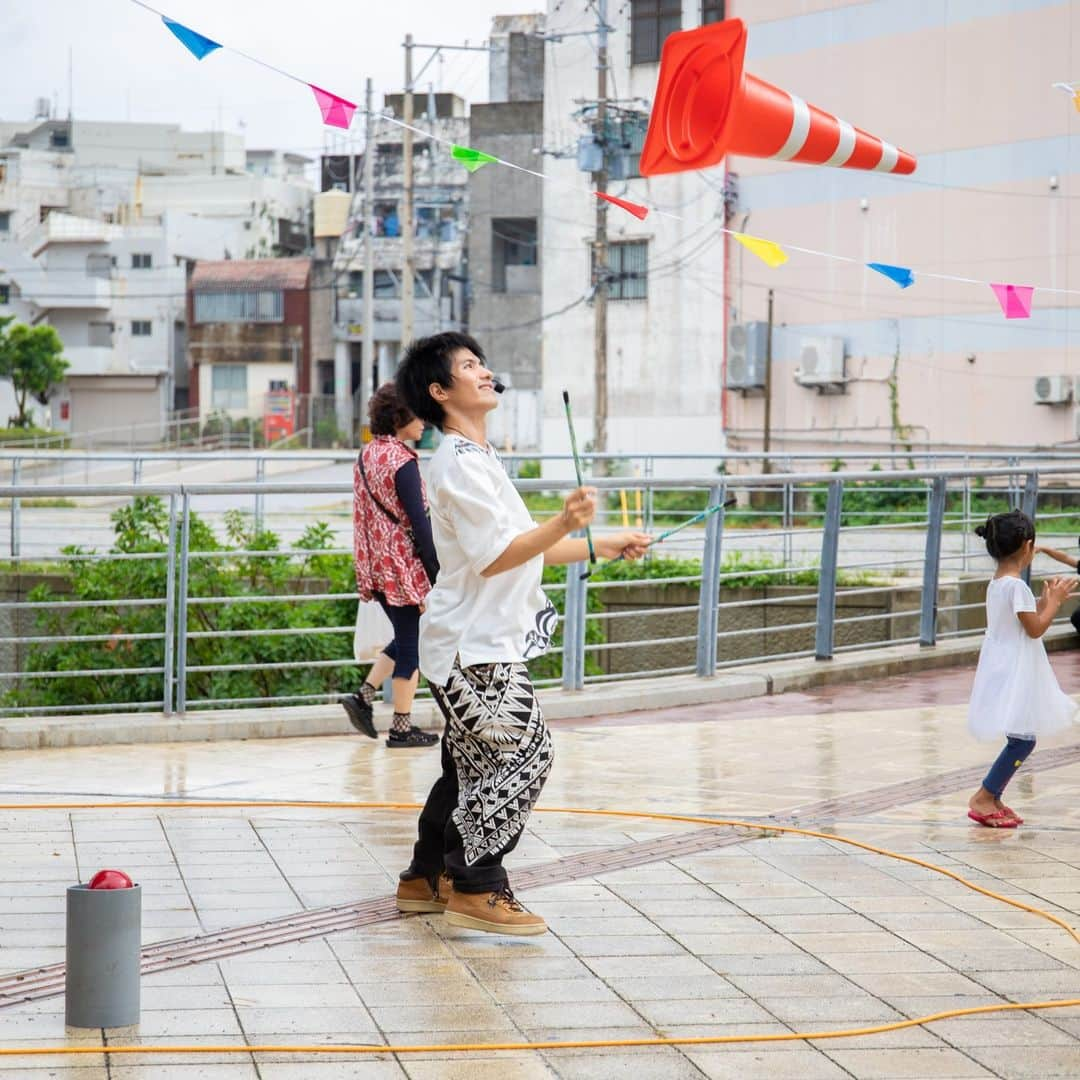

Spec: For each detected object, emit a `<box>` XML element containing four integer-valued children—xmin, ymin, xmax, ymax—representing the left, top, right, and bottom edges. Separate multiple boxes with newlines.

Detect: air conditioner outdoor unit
<box><xmin>725</xmin><ymin>321</ymin><xmax>768</xmax><ymax>390</ymax></box>
<box><xmin>795</xmin><ymin>336</ymin><xmax>846</xmax><ymax>387</ymax></box>
<box><xmin>1034</xmin><ymin>374</ymin><xmax>1072</xmax><ymax>405</ymax></box>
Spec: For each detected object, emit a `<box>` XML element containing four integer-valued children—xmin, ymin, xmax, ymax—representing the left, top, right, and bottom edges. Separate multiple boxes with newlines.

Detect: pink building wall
<box><xmin>724</xmin><ymin>0</ymin><xmax>1080</xmax><ymax>453</ymax></box>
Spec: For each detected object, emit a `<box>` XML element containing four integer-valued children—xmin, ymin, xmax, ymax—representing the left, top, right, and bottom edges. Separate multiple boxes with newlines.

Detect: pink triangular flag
<box><xmin>990</xmin><ymin>282</ymin><xmax>1034</xmax><ymax>319</ymax></box>
<box><xmin>309</xmin><ymin>84</ymin><xmax>357</xmax><ymax>129</ymax></box>
<box><xmin>595</xmin><ymin>191</ymin><xmax>649</xmax><ymax>221</ymax></box>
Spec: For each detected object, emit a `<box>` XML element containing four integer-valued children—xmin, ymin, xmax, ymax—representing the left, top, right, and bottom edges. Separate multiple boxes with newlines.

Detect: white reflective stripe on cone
<box><xmin>773</xmin><ymin>93</ymin><xmax>811</xmax><ymax>161</ymax></box>
<box><xmin>823</xmin><ymin>119</ymin><xmax>856</xmax><ymax>167</ymax></box>
<box><xmin>874</xmin><ymin>141</ymin><xmax>900</xmax><ymax>173</ymax></box>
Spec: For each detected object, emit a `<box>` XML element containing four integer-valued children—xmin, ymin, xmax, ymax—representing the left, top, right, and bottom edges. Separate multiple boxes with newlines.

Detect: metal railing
<box><xmin>0</xmin><ymin>461</ymin><xmax>1077</xmax><ymax>719</ymax></box>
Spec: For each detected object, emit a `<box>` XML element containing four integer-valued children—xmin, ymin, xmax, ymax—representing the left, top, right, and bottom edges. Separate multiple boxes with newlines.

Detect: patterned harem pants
<box><xmin>404</xmin><ymin>660</ymin><xmax>554</xmax><ymax>894</ymax></box>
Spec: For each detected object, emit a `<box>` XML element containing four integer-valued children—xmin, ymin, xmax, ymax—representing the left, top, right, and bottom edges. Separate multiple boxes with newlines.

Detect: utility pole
<box><xmin>401</xmin><ymin>33</ymin><xmax>415</xmax><ymax>358</ymax></box>
<box><xmin>763</xmin><ymin>287</ymin><xmax>774</xmax><ymax>472</ymax></box>
<box><xmin>592</xmin><ymin>0</ymin><xmax>609</xmax><ymax>459</ymax></box>
<box><xmin>361</xmin><ymin>77</ymin><xmax>375</xmax><ymax>438</ymax></box>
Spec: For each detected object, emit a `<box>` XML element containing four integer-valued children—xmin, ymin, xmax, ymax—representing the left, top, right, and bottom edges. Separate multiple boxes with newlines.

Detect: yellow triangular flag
<box><xmin>733</xmin><ymin>231</ymin><xmax>788</xmax><ymax>269</ymax></box>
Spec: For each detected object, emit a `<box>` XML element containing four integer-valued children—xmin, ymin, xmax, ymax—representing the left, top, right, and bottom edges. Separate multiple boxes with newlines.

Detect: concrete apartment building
<box><xmin>724</xmin><ymin>0</ymin><xmax>1080</xmax><ymax>454</ymax></box>
<box><xmin>468</xmin><ymin>15</ymin><xmax>546</xmax><ymax>451</ymax></box>
<box><xmin>0</xmin><ymin>109</ymin><xmax>313</xmax><ymax>438</ymax></box>
<box><xmin>329</xmin><ymin>94</ymin><xmax>469</xmax><ymax>430</ymax></box>
<box><xmin>540</xmin><ymin>0</ymin><xmax>730</xmax><ymax>471</ymax></box>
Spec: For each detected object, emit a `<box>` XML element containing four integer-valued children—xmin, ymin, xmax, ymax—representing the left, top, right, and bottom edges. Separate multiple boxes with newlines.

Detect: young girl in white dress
<box><xmin>967</xmin><ymin>510</ymin><xmax>1079</xmax><ymax>828</ymax></box>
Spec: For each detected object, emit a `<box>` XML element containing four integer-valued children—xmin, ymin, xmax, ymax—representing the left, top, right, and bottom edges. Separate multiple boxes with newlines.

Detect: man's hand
<box><xmin>595</xmin><ymin>531</ymin><xmax>652</xmax><ymax>561</ymax></box>
<box><xmin>559</xmin><ymin>487</ymin><xmax>597</xmax><ymax>533</ymax></box>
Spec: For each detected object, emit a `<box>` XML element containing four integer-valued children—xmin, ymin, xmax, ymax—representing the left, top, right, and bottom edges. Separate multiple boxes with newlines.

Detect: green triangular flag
<box><xmin>451</xmin><ymin>144</ymin><xmax>498</xmax><ymax>172</ymax></box>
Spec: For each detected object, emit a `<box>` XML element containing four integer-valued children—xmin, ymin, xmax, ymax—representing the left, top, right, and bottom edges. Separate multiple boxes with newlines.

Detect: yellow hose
<box><xmin>0</xmin><ymin>798</ymin><xmax>1075</xmax><ymax>1058</ymax></box>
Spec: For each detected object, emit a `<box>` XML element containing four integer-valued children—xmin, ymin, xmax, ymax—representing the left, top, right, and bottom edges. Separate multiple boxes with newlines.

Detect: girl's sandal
<box><xmin>967</xmin><ymin>809</ymin><xmax>1019</xmax><ymax>829</ymax></box>
<box><xmin>999</xmin><ymin>804</ymin><xmax>1024</xmax><ymax>825</ymax></box>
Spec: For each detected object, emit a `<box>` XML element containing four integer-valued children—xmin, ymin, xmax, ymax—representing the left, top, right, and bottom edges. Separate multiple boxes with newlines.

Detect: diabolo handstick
<box><xmin>561</xmin><ymin>390</ymin><xmax>597</xmax><ymax>576</ymax></box>
<box><xmin>609</xmin><ymin>495</ymin><xmax>735</xmax><ymax>563</ymax></box>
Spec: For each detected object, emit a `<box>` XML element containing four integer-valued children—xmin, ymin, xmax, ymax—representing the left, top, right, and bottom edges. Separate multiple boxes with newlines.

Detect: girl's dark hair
<box><xmin>974</xmin><ymin>509</ymin><xmax>1035</xmax><ymax>560</ymax></box>
<box><xmin>367</xmin><ymin>382</ymin><xmax>415</xmax><ymax>436</ymax></box>
<box><xmin>395</xmin><ymin>332</ymin><xmax>486</xmax><ymax>430</ymax></box>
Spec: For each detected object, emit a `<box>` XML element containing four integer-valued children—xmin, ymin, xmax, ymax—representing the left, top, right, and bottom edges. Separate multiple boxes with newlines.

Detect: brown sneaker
<box><xmin>444</xmin><ymin>886</ymin><xmax>547</xmax><ymax>936</ymax></box>
<box><xmin>395</xmin><ymin>873</ymin><xmax>452</xmax><ymax>914</ymax></box>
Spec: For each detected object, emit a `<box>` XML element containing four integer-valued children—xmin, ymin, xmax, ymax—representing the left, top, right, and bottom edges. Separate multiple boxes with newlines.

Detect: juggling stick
<box><xmin>561</xmin><ymin>390</ymin><xmax>597</xmax><ymax>579</ymax></box>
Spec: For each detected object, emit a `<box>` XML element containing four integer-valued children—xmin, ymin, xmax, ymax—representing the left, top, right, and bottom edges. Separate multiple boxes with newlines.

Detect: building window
<box><xmin>492</xmin><ymin>218</ymin><xmax>538</xmax><ymax>293</ymax></box>
<box><xmin>599</xmin><ymin>240</ymin><xmax>648</xmax><ymax>301</ymax></box>
<box><xmin>193</xmin><ymin>290</ymin><xmax>284</xmax><ymax>323</ymax></box>
<box><xmin>211</xmin><ymin>365</ymin><xmax>248</xmax><ymax>410</ymax></box>
<box><xmin>701</xmin><ymin>0</ymin><xmax>725</xmax><ymax>23</ymax></box>
<box><xmin>89</xmin><ymin>321</ymin><xmax>114</xmax><ymax>347</ymax></box>
<box><xmin>131</xmin><ymin>320</ymin><xmax>152</xmax><ymax>337</ymax></box>
<box><xmin>631</xmin><ymin>0</ymin><xmax>681</xmax><ymax>65</ymax></box>
<box><xmin>0</xmin><ymin>211</ymin><xmax>9</xmax><ymax>234</ymax></box>
<box><xmin>131</xmin><ymin>252</ymin><xmax>152</xmax><ymax>269</ymax></box>
<box><xmin>0</xmin><ymin>285</ymin><xmax>9</xmax><ymax>305</ymax></box>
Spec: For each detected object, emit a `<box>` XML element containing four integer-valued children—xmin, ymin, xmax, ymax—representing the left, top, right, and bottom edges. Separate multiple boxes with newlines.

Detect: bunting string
<box><xmin>132</xmin><ymin>0</ymin><xmax>1080</xmax><ymax>316</ymax></box>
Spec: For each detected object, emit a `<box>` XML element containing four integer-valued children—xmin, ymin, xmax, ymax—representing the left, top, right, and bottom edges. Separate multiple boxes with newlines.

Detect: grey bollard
<box><xmin>65</xmin><ymin>883</ymin><xmax>141</xmax><ymax>1028</ymax></box>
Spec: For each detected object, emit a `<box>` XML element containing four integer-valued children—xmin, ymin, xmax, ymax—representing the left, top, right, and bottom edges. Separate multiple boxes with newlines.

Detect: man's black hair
<box><xmin>974</xmin><ymin>509</ymin><xmax>1035</xmax><ymax>561</ymax></box>
<box><xmin>395</xmin><ymin>332</ymin><xmax>486</xmax><ymax>431</ymax></box>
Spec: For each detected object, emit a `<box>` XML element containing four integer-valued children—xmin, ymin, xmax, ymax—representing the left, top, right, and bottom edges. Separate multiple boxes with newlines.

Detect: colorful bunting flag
<box><xmin>733</xmin><ymin>232</ymin><xmax>788</xmax><ymax>269</ymax></box>
<box><xmin>162</xmin><ymin>17</ymin><xmax>221</xmax><ymax>60</ymax></box>
<box><xmin>451</xmin><ymin>145</ymin><xmax>499</xmax><ymax>172</ymax></box>
<box><xmin>990</xmin><ymin>282</ymin><xmax>1034</xmax><ymax>319</ymax></box>
<box><xmin>867</xmin><ymin>262</ymin><xmax>914</xmax><ymax>289</ymax></box>
<box><xmin>309</xmin><ymin>85</ymin><xmax>357</xmax><ymax>130</ymax></box>
<box><xmin>595</xmin><ymin>191</ymin><xmax>650</xmax><ymax>221</ymax></box>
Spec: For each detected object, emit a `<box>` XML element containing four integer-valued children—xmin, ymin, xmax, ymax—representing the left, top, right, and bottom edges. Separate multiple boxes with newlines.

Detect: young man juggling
<box><xmin>394</xmin><ymin>332</ymin><xmax>650</xmax><ymax>934</ymax></box>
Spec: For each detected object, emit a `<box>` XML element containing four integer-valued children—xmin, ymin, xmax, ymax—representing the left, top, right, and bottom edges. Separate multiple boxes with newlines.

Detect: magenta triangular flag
<box><xmin>990</xmin><ymin>282</ymin><xmax>1034</xmax><ymax>319</ymax></box>
<box><xmin>309</xmin><ymin>85</ymin><xmax>357</xmax><ymax>129</ymax></box>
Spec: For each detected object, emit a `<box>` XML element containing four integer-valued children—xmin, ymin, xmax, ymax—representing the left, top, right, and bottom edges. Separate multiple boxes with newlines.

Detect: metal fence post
<box><xmin>176</xmin><ymin>492</ymin><xmax>191</xmax><ymax>713</ymax></box>
<box><xmin>132</xmin><ymin>458</ymin><xmax>143</xmax><ymax>485</ymax></box>
<box><xmin>254</xmin><ymin>458</ymin><xmax>266</xmax><ymax>533</ymax></box>
<box><xmin>814</xmin><ymin>479</ymin><xmax>843</xmax><ymax>660</ymax></box>
<box><xmin>1021</xmin><ymin>472</ymin><xmax>1038</xmax><ymax>588</ymax></box>
<box><xmin>962</xmin><ymin>475</ymin><xmax>971</xmax><ymax>571</ymax></box>
<box><xmin>919</xmin><ymin>476</ymin><xmax>947</xmax><ymax>647</ymax></box>
<box><xmin>561</xmin><ymin>560</ymin><xmax>587</xmax><ymax>691</ymax></box>
<box><xmin>782</xmin><ymin>480</ymin><xmax>793</xmax><ymax>567</ymax></box>
<box><xmin>163</xmin><ymin>494</ymin><xmax>178</xmax><ymax>714</ymax></box>
<box><xmin>695</xmin><ymin>483</ymin><xmax>726</xmax><ymax>677</ymax></box>
<box><xmin>9</xmin><ymin>458</ymin><xmax>19</xmax><ymax>559</ymax></box>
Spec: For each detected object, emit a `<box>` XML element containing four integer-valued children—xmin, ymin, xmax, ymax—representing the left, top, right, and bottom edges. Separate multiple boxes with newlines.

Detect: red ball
<box><xmin>88</xmin><ymin>869</ymin><xmax>133</xmax><ymax>890</ymax></box>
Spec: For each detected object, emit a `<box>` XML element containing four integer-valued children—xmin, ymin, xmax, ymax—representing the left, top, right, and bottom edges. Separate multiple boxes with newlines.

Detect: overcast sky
<box><xmin>4</xmin><ymin>0</ymin><xmax>561</xmax><ymax>158</ymax></box>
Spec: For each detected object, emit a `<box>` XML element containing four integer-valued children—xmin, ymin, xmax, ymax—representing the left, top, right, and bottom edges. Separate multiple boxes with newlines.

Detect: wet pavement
<box><xmin>0</xmin><ymin>659</ymin><xmax>1078</xmax><ymax>1078</ymax></box>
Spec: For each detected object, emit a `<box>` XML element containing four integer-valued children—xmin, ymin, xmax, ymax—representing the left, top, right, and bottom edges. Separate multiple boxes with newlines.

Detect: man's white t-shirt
<box><xmin>419</xmin><ymin>435</ymin><xmax>557</xmax><ymax>687</ymax></box>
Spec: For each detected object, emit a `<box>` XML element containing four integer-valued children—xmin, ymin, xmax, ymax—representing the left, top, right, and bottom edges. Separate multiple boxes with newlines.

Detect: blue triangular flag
<box><xmin>162</xmin><ymin>17</ymin><xmax>222</xmax><ymax>60</ymax></box>
<box><xmin>867</xmin><ymin>262</ymin><xmax>914</xmax><ymax>289</ymax></box>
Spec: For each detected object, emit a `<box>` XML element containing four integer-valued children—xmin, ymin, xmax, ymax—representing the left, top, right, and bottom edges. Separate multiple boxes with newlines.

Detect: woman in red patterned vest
<box><xmin>341</xmin><ymin>383</ymin><xmax>439</xmax><ymax>748</ymax></box>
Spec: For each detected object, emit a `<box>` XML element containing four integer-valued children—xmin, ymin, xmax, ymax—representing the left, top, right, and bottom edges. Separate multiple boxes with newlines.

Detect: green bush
<box><xmin>5</xmin><ymin>496</ymin><xmax>357</xmax><ymax>712</ymax></box>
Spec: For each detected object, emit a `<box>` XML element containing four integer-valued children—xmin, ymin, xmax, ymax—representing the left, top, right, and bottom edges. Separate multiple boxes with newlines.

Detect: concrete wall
<box><xmin>726</xmin><ymin>0</ymin><xmax>1080</xmax><ymax>453</ymax></box>
<box><xmin>541</xmin><ymin>0</ymin><xmax>728</xmax><ymax>473</ymax></box>
<box><xmin>469</xmin><ymin>101</ymin><xmax>544</xmax><ymax>449</ymax></box>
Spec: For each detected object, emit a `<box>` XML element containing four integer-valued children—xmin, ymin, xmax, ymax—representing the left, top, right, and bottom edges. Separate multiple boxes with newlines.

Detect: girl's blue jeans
<box><xmin>982</xmin><ymin>736</ymin><xmax>1036</xmax><ymax>798</ymax></box>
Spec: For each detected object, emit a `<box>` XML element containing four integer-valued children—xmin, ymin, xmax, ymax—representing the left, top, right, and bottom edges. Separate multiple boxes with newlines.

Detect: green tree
<box><xmin>0</xmin><ymin>318</ymin><xmax>69</xmax><ymax>428</ymax></box>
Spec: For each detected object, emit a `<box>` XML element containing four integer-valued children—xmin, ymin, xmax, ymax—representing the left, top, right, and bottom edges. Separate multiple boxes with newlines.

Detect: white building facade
<box><xmin>540</xmin><ymin>0</ymin><xmax>730</xmax><ymax>473</ymax></box>
<box><xmin>0</xmin><ymin>113</ymin><xmax>313</xmax><ymax>439</ymax></box>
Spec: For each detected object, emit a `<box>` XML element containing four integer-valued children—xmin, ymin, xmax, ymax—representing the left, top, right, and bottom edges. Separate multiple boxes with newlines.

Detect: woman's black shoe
<box><xmin>386</xmin><ymin>725</ymin><xmax>439</xmax><ymax>748</ymax></box>
<box><xmin>340</xmin><ymin>694</ymin><xmax>377</xmax><ymax>739</ymax></box>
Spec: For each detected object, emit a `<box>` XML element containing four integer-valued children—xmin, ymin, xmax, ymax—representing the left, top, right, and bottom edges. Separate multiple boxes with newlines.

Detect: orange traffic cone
<box><xmin>639</xmin><ymin>18</ymin><xmax>916</xmax><ymax>177</ymax></box>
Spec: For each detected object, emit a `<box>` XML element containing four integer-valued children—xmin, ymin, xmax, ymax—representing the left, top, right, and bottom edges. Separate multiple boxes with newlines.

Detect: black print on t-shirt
<box><xmin>451</xmin><ymin>437</ymin><xmax>490</xmax><ymax>459</ymax></box>
<box><xmin>523</xmin><ymin>599</ymin><xmax>558</xmax><ymax>660</ymax></box>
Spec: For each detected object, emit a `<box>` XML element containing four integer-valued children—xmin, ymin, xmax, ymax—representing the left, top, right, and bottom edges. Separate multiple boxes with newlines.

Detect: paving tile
<box><xmin>822</xmin><ymin>1047</ymin><xmax>993</xmax><ymax>1077</ymax></box>
<box><xmin>681</xmin><ymin>1047</ymin><xmax>850</xmax><ymax>1079</ymax></box>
